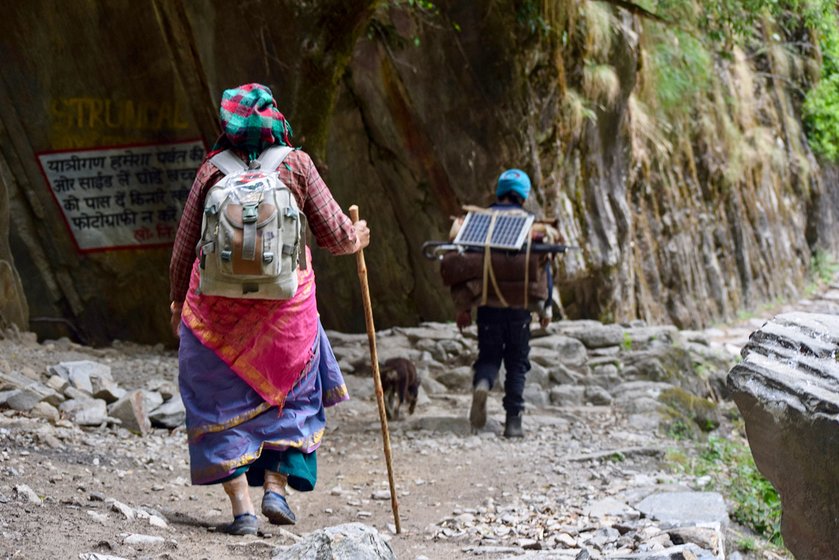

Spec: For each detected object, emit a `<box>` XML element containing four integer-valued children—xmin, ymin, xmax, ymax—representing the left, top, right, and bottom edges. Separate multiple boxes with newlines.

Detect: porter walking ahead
<box><xmin>449</xmin><ymin>169</ymin><xmax>553</xmax><ymax>438</ymax></box>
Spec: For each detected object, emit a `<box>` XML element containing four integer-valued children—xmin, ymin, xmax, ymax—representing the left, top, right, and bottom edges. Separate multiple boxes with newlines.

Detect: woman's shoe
<box><xmin>262</xmin><ymin>490</ymin><xmax>297</xmax><ymax>525</ymax></box>
<box><xmin>225</xmin><ymin>513</ymin><xmax>259</xmax><ymax>535</ymax></box>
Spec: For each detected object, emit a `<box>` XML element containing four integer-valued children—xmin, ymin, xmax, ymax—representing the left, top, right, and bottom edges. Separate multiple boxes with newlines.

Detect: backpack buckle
<box><xmin>242</xmin><ymin>204</ymin><xmax>258</xmax><ymax>223</ymax></box>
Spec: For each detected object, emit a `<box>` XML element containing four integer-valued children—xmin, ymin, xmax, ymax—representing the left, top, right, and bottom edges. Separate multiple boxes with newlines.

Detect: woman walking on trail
<box><xmin>168</xmin><ymin>83</ymin><xmax>370</xmax><ymax>535</ymax></box>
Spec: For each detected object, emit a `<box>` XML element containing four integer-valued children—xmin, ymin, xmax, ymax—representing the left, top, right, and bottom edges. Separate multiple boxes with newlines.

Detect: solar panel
<box><xmin>453</xmin><ymin>210</ymin><xmax>535</xmax><ymax>250</ymax></box>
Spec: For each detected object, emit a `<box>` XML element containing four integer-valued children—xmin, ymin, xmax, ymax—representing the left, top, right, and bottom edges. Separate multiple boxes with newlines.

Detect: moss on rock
<box><xmin>659</xmin><ymin>387</ymin><xmax>720</xmax><ymax>435</ymax></box>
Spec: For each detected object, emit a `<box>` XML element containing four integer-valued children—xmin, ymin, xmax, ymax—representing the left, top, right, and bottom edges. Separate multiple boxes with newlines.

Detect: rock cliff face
<box><xmin>324</xmin><ymin>4</ymin><xmax>839</xmax><ymax>330</ymax></box>
<box><xmin>0</xmin><ymin>1</ymin><xmax>835</xmax><ymax>344</ymax></box>
<box><xmin>0</xmin><ymin>152</ymin><xmax>28</xmax><ymax>331</ymax></box>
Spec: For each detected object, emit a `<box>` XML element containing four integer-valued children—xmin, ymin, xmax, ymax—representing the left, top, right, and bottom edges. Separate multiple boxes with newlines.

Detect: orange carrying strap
<box><xmin>477</xmin><ymin>211</ymin><xmax>537</xmax><ymax>309</ymax></box>
<box><xmin>523</xmin><ymin>234</ymin><xmax>532</xmax><ymax>309</ymax></box>
<box><xmin>480</xmin><ymin>212</ymin><xmax>511</xmax><ymax>308</ymax></box>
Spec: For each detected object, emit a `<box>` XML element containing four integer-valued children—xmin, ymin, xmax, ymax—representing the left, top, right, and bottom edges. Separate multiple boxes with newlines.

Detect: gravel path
<box><xmin>3</xmin><ymin>274</ymin><xmax>837</xmax><ymax>559</ymax></box>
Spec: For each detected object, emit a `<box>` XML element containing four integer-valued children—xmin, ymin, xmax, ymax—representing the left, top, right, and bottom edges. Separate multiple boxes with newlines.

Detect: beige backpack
<box><xmin>196</xmin><ymin>146</ymin><xmax>305</xmax><ymax>300</ymax></box>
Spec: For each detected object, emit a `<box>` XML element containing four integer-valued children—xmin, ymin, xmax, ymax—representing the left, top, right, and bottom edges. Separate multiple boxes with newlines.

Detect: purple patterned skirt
<box><xmin>178</xmin><ymin>320</ymin><xmax>349</xmax><ymax>485</ymax></box>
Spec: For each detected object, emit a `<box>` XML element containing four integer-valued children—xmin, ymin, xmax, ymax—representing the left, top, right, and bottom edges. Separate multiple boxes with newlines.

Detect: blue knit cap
<box><xmin>496</xmin><ymin>169</ymin><xmax>531</xmax><ymax>200</ymax></box>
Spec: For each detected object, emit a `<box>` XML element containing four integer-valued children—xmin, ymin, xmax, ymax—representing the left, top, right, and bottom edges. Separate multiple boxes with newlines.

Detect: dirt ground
<box><xmin>0</xmin><ymin>333</ymin><xmax>684</xmax><ymax>560</ymax></box>
<box><xmin>6</xmin><ymin>271</ymin><xmax>837</xmax><ymax>560</ymax></box>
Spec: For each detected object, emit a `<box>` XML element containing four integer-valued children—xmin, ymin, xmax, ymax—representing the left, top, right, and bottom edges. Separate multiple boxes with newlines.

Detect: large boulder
<box><xmin>727</xmin><ymin>312</ymin><xmax>839</xmax><ymax>560</ymax></box>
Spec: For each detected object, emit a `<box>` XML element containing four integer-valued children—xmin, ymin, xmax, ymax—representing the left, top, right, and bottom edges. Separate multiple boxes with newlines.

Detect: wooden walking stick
<box><xmin>349</xmin><ymin>204</ymin><xmax>401</xmax><ymax>534</ymax></box>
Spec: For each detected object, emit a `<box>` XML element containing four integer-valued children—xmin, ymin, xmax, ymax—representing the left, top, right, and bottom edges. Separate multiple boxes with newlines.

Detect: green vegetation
<box><xmin>392</xmin><ymin>0</ymin><xmax>838</xmax><ymax>159</ymax></box>
<box><xmin>810</xmin><ymin>248</ymin><xmax>839</xmax><ymax>284</ymax></box>
<box><xmin>737</xmin><ymin>536</ymin><xmax>758</xmax><ymax>552</ymax></box>
<box><xmin>389</xmin><ymin>0</ymin><xmax>436</xmax><ymax>12</ymax></box>
<box><xmin>665</xmin><ymin>418</ymin><xmax>695</xmax><ymax>441</ymax></box>
<box><xmin>670</xmin><ymin>435</ymin><xmax>784</xmax><ymax>546</ymax></box>
<box><xmin>517</xmin><ymin>0</ymin><xmax>551</xmax><ymax>35</ymax></box>
<box><xmin>584</xmin><ymin>62</ymin><xmax>621</xmax><ymax>107</ymax></box>
<box><xmin>540</xmin><ymin>0</ymin><xmax>834</xmax><ymax>188</ymax></box>
<box><xmin>646</xmin><ymin>27</ymin><xmax>713</xmax><ymax>116</ymax></box>
<box><xmin>627</xmin><ymin>0</ymin><xmax>839</xmax><ymax>160</ymax></box>
<box><xmin>724</xmin><ymin>2</ymin><xmax>835</xmax><ymax>160</ymax></box>
<box><xmin>803</xmin><ymin>249</ymin><xmax>838</xmax><ymax>297</ymax></box>
<box><xmin>404</xmin><ymin>0</ymin><xmax>435</xmax><ymax>9</ymax></box>
<box><xmin>660</xmin><ymin>387</ymin><xmax>720</xmax><ymax>438</ymax></box>
<box><xmin>609</xmin><ymin>451</ymin><xmax>626</xmax><ymax>462</ymax></box>
<box><xmin>703</xmin><ymin>436</ymin><xmax>783</xmax><ymax>544</ymax></box>
<box><xmin>804</xmin><ymin>72</ymin><xmax>839</xmax><ymax>160</ymax></box>
<box><xmin>801</xmin><ymin>1</ymin><xmax>839</xmax><ymax>161</ymax></box>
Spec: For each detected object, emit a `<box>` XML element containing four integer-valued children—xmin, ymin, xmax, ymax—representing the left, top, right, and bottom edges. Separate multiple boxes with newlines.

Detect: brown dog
<box><xmin>380</xmin><ymin>357</ymin><xmax>420</xmax><ymax>421</ymax></box>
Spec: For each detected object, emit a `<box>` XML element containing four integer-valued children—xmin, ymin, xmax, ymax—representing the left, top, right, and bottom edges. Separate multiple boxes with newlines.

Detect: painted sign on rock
<box><xmin>37</xmin><ymin>140</ymin><xmax>204</xmax><ymax>252</ymax></box>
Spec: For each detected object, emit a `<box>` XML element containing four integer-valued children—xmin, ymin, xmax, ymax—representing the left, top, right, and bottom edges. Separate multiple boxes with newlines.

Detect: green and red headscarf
<box><xmin>211</xmin><ymin>83</ymin><xmax>293</xmax><ymax>161</ymax></box>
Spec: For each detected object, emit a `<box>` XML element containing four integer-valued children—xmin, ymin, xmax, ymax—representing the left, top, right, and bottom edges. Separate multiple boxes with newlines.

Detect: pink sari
<box><xmin>181</xmin><ymin>248</ymin><xmax>319</xmax><ymax>409</ymax></box>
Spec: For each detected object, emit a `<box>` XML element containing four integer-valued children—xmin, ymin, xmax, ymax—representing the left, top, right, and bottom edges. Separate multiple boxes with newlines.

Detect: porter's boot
<box><xmin>469</xmin><ymin>379</ymin><xmax>490</xmax><ymax>430</ymax></box>
<box><xmin>503</xmin><ymin>412</ymin><xmax>524</xmax><ymax>438</ymax></box>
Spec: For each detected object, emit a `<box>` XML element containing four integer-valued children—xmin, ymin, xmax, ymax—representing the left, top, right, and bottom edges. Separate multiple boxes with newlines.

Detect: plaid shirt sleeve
<box><xmin>294</xmin><ymin>152</ymin><xmax>358</xmax><ymax>255</ymax></box>
<box><xmin>168</xmin><ymin>161</ymin><xmax>221</xmax><ymax>303</ymax></box>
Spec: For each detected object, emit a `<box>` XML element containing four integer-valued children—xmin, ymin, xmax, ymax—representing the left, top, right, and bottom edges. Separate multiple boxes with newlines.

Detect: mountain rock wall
<box><xmin>0</xmin><ymin>1</ymin><xmax>835</xmax><ymax>344</ymax></box>
<box><xmin>321</xmin><ymin>3</ymin><xmax>839</xmax><ymax>329</ymax></box>
<box><xmin>0</xmin><ymin>145</ymin><xmax>28</xmax><ymax>332</ymax></box>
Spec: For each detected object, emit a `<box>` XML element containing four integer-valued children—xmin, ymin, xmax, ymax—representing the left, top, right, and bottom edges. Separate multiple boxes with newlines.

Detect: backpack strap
<box><xmin>255</xmin><ymin>146</ymin><xmax>294</xmax><ymax>172</ymax></box>
<box><xmin>209</xmin><ymin>150</ymin><xmax>248</xmax><ymax>175</ymax></box>
<box><xmin>256</xmin><ymin>146</ymin><xmax>304</xmax><ymax>270</ymax></box>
